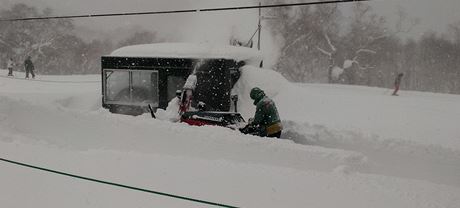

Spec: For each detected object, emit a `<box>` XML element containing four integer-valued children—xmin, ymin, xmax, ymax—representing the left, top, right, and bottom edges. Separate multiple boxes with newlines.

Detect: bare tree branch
<box><xmin>280</xmin><ymin>32</ymin><xmax>312</xmax><ymax>59</ymax></box>
<box><xmin>369</xmin><ymin>34</ymin><xmax>387</xmax><ymax>42</ymax></box>
<box><xmin>324</xmin><ymin>32</ymin><xmax>336</xmax><ymax>52</ymax></box>
<box><xmin>356</xmin><ymin>49</ymin><xmax>377</xmax><ymax>54</ymax></box>
<box><xmin>316</xmin><ymin>46</ymin><xmax>332</xmax><ymax>57</ymax></box>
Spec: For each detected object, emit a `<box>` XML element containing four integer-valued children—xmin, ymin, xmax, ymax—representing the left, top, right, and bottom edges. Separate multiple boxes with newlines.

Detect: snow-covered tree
<box><xmin>267</xmin><ymin>0</ymin><xmax>341</xmax><ymax>83</ymax></box>
<box><xmin>0</xmin><ymin>3</ymin><xmax>115</xmax><ymax>74</ymax></box>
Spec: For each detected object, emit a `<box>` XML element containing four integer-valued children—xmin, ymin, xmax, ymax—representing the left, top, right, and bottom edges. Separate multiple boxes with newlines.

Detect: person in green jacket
<box><xmin>241</xmin><ymin>87</ymin><xmax>282</xmax><ymax>138</ymax></box>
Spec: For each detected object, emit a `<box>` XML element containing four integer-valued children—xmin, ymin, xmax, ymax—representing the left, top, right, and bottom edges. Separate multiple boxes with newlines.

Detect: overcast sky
<box><xmin>368</xmin><ymin>0</ymin><xmax>460</xmax><ymax>38</ymax></box>
<box><xmin>0</xmin><ymin>0</ymin><xmax>460</xmax><ymax>33</ymax></box>
<box><xmin>1</xmin><ymin>0</ymin><xmax>460</xmax><ymax>45</ymax></box>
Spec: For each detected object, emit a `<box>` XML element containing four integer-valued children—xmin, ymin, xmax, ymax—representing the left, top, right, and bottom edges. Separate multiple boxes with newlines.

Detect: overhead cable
<box><xmin>0</xmin><ymin>0</ymin><xmax>369</xmax><ymax>22</ymax></box>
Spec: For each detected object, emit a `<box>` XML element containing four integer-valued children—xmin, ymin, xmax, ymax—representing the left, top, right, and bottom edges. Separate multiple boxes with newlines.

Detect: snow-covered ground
<box><xmin>0</xmin><ymin>69</ymin><xmax>459</xmax><ymax>208</ymax></box>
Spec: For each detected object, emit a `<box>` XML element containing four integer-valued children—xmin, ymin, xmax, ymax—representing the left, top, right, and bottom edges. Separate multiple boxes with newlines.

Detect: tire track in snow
<box><xmin>282</xmin><ymin>120</ymin><xmax>460</xmax><ymax>187</ymax></box>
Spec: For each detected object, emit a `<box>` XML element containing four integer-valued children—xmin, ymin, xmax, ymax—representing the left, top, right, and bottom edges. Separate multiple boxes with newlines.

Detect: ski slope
<box><xmin>0</xmin><ymin>69</ymin><xmax>459</xmax><ymax>208</ymax></box>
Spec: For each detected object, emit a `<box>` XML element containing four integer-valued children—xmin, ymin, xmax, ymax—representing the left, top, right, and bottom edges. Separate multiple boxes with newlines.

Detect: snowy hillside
<box><xmin>0</xmin><ymin>69</ymin><xmax>459</xmax><ymax>208</ymax></box>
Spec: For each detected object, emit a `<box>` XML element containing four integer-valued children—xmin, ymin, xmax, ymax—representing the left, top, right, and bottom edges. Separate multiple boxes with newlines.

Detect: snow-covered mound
<box><xmin>232</xmin><ymin>65</ymin><xmax>289</xmax><ymax>118</ymax></box>
<box><xmin>1</xmin><ymin>69</ymin><xmax>460</xmax><ymax>208</ymax></box>
<box><xmin>234</xmin><ymin>66</ymin><xmax>460</xmax><ymax>150</ymax></box>
<box><xmin>233</xmin><ymin>66</ymin><xmax>460</xmax><ymax>186</ymax></box>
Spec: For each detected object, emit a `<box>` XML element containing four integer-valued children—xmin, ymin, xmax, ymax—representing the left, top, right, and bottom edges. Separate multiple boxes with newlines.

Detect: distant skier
<box><xmin>392</xmin><ymin>73</ymin><xmax>404</xmax><ymax>96</ymax></box>
<box><xmin>24</xmin><ymin>56</ymin><xmax>35</xmax><ymax>79</ymax></box>
<box><xmin>241</xmin><ymin>87</ymin><xmax>283</xmax><ymax>138</ymax></box>
<box><xmin>7</xmin><ymin>58</ymin><xmax>15</xmax><ymax>76</ymax></box>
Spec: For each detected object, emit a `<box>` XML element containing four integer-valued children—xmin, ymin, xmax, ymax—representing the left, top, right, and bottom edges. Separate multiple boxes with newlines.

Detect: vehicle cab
<box><xmin>101</xmin><ymin>42</ymin><xmax>262</xmax><ymax>116</ymax></box>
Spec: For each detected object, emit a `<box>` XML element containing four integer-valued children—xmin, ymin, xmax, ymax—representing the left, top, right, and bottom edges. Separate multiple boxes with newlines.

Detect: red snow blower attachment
<box><xmin>177</xmin><ymin>74</ymin><xmax>246</xmax><ymax>128</ymax></box>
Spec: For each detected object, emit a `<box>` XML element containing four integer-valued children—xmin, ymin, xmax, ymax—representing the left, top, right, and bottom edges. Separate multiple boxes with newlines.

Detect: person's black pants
<box><xmin>267</xmin><ymin>131</ymin><xmax>282</xmax><ymax>138</ymax></box>
<box><xmin>26</xmin><ymin>69</ymin><xmax>35</xmax><ymax>78</ymax></box>
<box><xmin>7</xmin><ymin>67</ymin><xmax>13</xmax><ymax>76</ymax></box>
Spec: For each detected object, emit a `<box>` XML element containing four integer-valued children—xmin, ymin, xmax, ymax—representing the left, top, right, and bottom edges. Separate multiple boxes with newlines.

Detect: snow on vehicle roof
<box><xmin>109</xmin><ymin>42</ymin><xmax>263</xmax><ymax>64</ymax></box>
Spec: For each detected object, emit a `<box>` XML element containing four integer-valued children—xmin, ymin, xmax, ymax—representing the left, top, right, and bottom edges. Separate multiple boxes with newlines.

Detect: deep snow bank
<box><xmin>233</xmin><ymin>66</ymin><xmax>460</xmax><ymax>150</ymax></box>
<box><xmin>0</xmin><ymin>95</ymin><xmax>369</xmax><ymax>173</ymax></box>
<box><xmin>282</xmin><ymin>121</ymin><xmax>460</xmax><ymax>186</ymax></box>
<box><xmin>2</xmin><ymin>139</ymin><xmax>459</xmax><ymax>208</ymax></box>
<box><xmin>233</xmin><ymin>66</ymin><xmax>460</xmax><ymax>186</ymax></box>
<box><xmin>2</xmin><ymin>69</ymin><xmax>460</xmax><ymax>207</ymax></box>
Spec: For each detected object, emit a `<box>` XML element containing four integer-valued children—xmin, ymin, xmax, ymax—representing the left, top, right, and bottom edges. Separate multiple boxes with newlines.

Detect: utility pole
<box><xmin>257</xmin><ymin>2</ymin><xmax>261</xmax><ymax>51</ymax></box>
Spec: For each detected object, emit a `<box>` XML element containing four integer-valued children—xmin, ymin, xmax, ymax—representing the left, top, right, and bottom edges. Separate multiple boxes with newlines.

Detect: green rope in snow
<box><xmin>0</xmin><ymin>157</ymin><xmax>239</xmax><ymax>208</ymax></box>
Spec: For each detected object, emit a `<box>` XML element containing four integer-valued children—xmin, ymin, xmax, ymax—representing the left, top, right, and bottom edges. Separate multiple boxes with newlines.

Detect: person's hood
<box><xmin>250</xmin><ymin>87</ymin><xmax>265</xmax><ymax>105</ymax></box>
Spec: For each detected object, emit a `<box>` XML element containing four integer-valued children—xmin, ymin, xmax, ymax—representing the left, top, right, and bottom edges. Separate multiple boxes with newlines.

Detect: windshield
<box><xmin>104</xmin><ymin>69</ymin><xmax>159</xmax><ymax>106</ymax></box>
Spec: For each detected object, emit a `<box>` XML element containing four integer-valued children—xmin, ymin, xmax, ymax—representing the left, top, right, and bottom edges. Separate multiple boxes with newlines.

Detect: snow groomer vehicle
<box><xmin>101</xmin><ymin>42</ymin><xmax>262</xmax><ymax>127</ymax></box>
